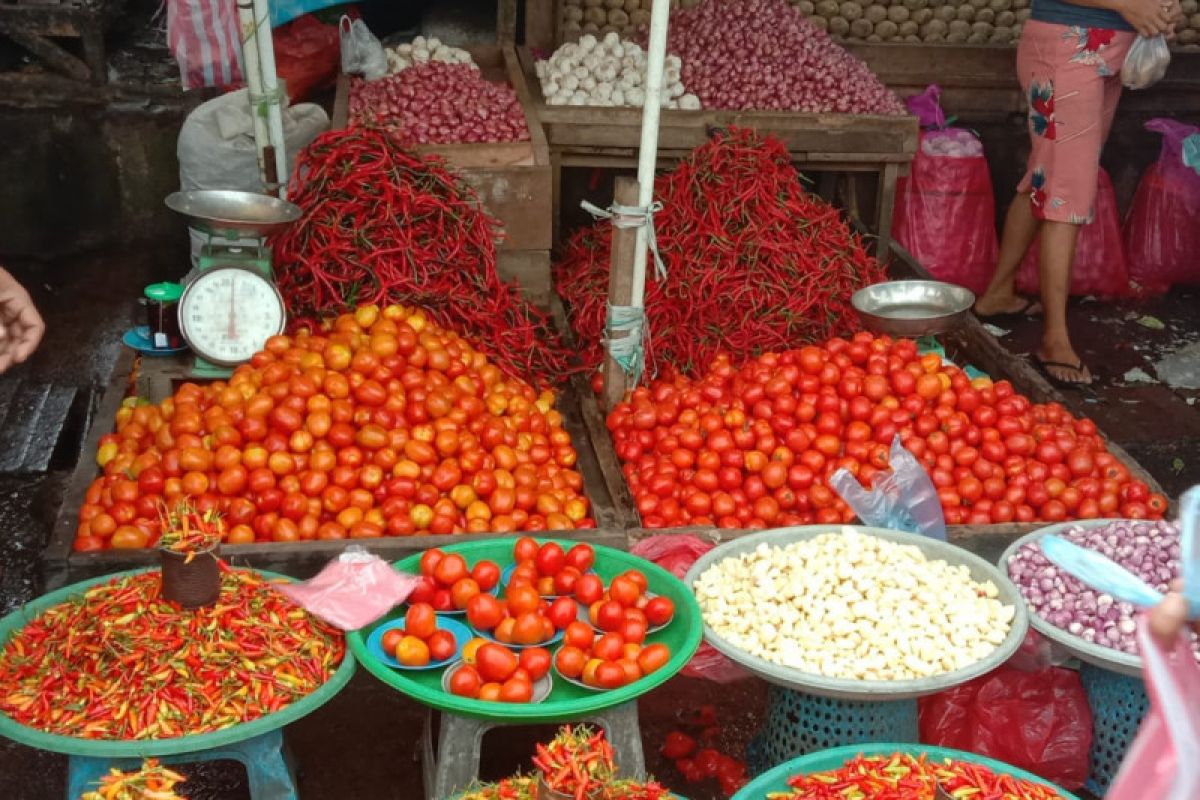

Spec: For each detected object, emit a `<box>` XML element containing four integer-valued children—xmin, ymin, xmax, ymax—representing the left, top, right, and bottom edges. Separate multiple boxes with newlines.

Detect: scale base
<box><xmin>190</xmin><ymin>357</ymin><xmax>233</xmax><ymax>380</ymax></box>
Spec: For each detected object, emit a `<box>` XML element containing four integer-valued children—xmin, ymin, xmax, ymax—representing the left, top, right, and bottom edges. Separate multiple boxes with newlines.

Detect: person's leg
<box><xmin>1036</xmin><ymin>221</ymin><xmax>1087</xmax><ymax>382</ymax></box>
<box><xmin>975</xmin><ymin>194</ymin><xmax>1042</xmax><ymax>316</ymax></box>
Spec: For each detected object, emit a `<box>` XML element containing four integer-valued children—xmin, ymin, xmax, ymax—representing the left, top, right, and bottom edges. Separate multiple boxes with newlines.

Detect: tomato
<box><xmin>110</xmin><ymin>525</ymin><xmax>150</xmax><ymax>549</ymax></box>
<box><xmin>620</xmin><ymin>617</ymin><xmax>648</xmax><ymax>644</ymax></box>
<box><xmin>395</xmin><ymin>635</ymin><xmax>431</xmax><ymax>667</ymax></box>
<box><xmin>513</xmin><ymin>536</ymin><xmax>540</xmax><ymax>563</ymax></box>
<box><xmin>564</xmin><ymin>543</ymin><xmax>595</xmax><ymax>573</ymax></box>
<box><xmin>595</xmin><ymin>661</ymin><xmax>627</xmax><ymax>689</ymax></box>
<box><xmin>595</xmin><ymin>600</ymin><xmax>626</xmax><ymax>632</ymax></box>
<box><xmin>555</xmin><ymin>646</ymin><xmax>587</xmax><ymax>679</ymax></box>
<box><xmin>419</xmin><ymin>548</ymin><xmax>444</xmax><ymax>577</ymax></box>
<box><xmin>381</xmin><ymin>628</ymin><xmax>405</xmax><ymax>655</ymax></box>
<box><xmin>593</xmin><ymin>633</ymin><xmax>625</xmax><ymax>662</ymax></box>
<box><xmin>547</xmin><ymin>597</ymin><xmax>578</xmax><ymax>630</ymax></box>
<box><xmin>478</xmin><ymin>683</ymin><xmax>503</xmax><ymax>702</ymax></box>
<box><xmin>637</xmin><ymin>643</ymin><xmax>671</xmax><ymax>675</ymax></box>
<box><xmin>475</xmin><ymin>643</ymin><xmax>519</xmax><ymax>683</ymax></box>
<box><xmin>519</xmin><ymin>647</ymin><xmax>551</xmax><ymax>681</ymax></box>
<box><xmin>644</xmin><ymin>596</ymin><xmax>675</xmax><ymax>627</ymax></box>
<box><xmin>427</xmin><ymin>630</ymin><xmax>457</xmax><ymax>662</ymax></box>
<box><xmin>564</xmin><ymin>620</ymin><xmax>595</xmax><ymax>650</ymax></box>
<box><xmin>534</xmin><ymin>541</ymin><xmax>566</xmax><ymax>577</ymax></box>
<box><xmin>451</xmin><ymin>578</ymin><xmax>481</xmax><ymax>610</ymax></box>
<box><xmin>433</xmin><ymin>553</ymin><xmax>468</xmax><ymax>587</ymax></box>
<box><xmin>448</xmin><ymin>665</ymin><xmax>482</xmax><ymax>698</ymax></box>
<box><xmin>609</xmin><ymin>575</ymin><xmax>641</xmax><ymax>607</ymax></box>
<box><xmin>574</xmin><ymin>574</ymin><xmax>604</xmax><ymax>606</ymax></box>
<box><xmin>405</xmin><ymin>603</ymin><xmax>437</xmax><ymax>639</ymax></box>
<box><xmin>506</xmin><ymin>584</ymin><xmax>541</xmax><ymax>617</ymax></box>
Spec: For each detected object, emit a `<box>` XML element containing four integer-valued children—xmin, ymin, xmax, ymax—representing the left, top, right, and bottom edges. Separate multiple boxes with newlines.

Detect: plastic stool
<box><xmin>66</xmin><ymin>728</ymin><xmax>297</xmax><ymax>800</ymax></box>
<box><xmin>747</xmin><ymin>684</ymin><xmax>918</xmax><ymax>776</ymax></box>
<box><xmin>1080</xmin><ymin>663</ymin><xmax>1149</xmax><ymax>796</ymax></box>
<box><xmin>421</xmin><ymin>702</ymin><xmax>645</xmax><ymax>800</ymax></box>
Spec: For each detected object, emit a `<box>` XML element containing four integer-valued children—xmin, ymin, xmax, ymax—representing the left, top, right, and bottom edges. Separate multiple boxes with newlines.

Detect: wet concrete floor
<box><xmin>0</xmin><ymin>248</ymin><xmax>1193</xmax><ymax>798</ymax></box>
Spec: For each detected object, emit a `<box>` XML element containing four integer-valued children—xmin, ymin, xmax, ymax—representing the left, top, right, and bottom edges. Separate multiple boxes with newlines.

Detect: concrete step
<box><xmin>0</xmin><ymin>380</ymin><xmax>78</xmax><ymax>475</ymax></box>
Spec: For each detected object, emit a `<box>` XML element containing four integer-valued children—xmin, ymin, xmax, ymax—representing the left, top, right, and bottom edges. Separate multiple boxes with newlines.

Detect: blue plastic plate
<box><xmin>368</xmin><ymin>616</ymin><xmax>471</xmax><ymax>670</ymax></box>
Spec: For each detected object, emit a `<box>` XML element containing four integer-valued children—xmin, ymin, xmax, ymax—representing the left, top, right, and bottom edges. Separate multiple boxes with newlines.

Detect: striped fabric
<box><xmin>168</xmin><ymin>0</ymin><xmax>245</xmax><ymax>89</ymax></box>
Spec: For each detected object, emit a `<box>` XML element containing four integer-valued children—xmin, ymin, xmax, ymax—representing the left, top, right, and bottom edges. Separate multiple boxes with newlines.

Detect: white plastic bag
<box><xmin>339</xmin><ymin>16</ymin><xmax>388</xmax><ymax>81</ymax></box>
<box><xmin>1122</xmin><ymin>35</ymin><xmax>1171</xmax><ymax>90</ymax></box>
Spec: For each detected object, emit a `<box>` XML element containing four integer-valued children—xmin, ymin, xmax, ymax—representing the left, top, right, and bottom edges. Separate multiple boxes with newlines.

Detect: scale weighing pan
<box><xmin>165</xmin><ymin>190</ymin><xmax>301</xmax><ymax>239</ymax></box>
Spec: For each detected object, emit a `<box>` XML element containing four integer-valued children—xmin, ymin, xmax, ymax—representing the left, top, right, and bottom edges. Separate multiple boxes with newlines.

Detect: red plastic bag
<box><xmin>892</xmin><ymin>86</ymin><xmax>998</xmax><ymax>295</ymax></box>
<box><xmin>919</xmin><ymin>665</ymin><xmax>1093</xmax><ymax>789</ymax></box>
<box><xmin>274</xmin><ymin>12</ymin><xmax>345</xmax><ymax>103</ymax></box>
<box><xmin>1124</xmin><ymin>118</ymin><xmax>1200</xmax><ymax>293</ymax></box>
<box><xmin>1108</xmin><ymin>614</ymin><xmax>1200</xmax><ymax>800</ymax></box>
<box><xmin>1016</xmin><ymin>168</ymin><xmax>1132</xmax><ymax>298</ymax></box>
<box><xmin>630</xmin><ymin>535</ymin><xmax>748</xmax><ymax>683</ymax></box>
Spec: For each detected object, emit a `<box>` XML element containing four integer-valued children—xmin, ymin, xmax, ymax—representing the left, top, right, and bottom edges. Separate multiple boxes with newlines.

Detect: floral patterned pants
<box><xmin>1016</xmin><ymin>20</ymin><xmax>1135</xmax><ymax>224</ymax></box>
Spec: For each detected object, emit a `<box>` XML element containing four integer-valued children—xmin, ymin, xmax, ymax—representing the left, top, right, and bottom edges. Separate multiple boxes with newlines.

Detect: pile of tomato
<box><xmin>607</xmin><ymin>333</ymin><xmax>1167</xmax><ymax>528</ymax></box>
<box><xmin>74</xmin><ymin>305</ymin><xmax>594</xmax><ymax>551</ymax></box>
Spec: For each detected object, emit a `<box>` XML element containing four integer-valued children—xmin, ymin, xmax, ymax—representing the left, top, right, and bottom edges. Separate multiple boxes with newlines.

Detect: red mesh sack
<box><xmin>919</xmin><ymin>664</ymin><xmax>1093</xmax><ymax>789</ymax></box>
<box><xmin>1124</xmin><ymin>118</ymin><xmax>1200</xmax><ymax>293</ymax></box>
<box><xmin>893</xmin><ymin>86</ymin><xmax>998</xmax><ymax>295</ymax></box>
<box><xmin>274</xmin><ymin>12</ymin><xmax>346</xmax><ymax>103</ymax></box>
<box><xmin>1016</xmin><ymin>168</ymin><xmax>1132</xmax><ymax>298</ymax></box>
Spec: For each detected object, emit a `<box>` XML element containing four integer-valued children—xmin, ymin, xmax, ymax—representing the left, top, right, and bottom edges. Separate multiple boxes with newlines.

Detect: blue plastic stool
<box><xmin>746</xmin><ymin>685</ymin><xmax>919</xmax><ymax>776</ymax></box>
<box><xmin>1079</xmin><ymin>663</ymin><xmax>1149</xmax><ymax>796</ymax></box>
<box><xmin>66</xmin><ymin>728</ymin><xmax>298</xmax><ymax>800</ymax></box>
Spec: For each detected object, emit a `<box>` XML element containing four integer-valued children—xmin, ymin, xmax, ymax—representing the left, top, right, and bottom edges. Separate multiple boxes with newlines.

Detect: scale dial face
<box><xmin>178</xmin><ymin>267</ymin><xmax>286</xmax><ymax>367</ymax></box>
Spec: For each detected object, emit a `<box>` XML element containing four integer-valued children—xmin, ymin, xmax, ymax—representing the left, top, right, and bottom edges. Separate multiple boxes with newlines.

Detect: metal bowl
<box><xmin>165</xmin><ymin>190</ymin><xmax>302</xmax><ymax>238</ymax></box>
<box><xmin>852</xmin><ymin>280</ymin><xmax>975</xmax><ymax>337</ymax></box>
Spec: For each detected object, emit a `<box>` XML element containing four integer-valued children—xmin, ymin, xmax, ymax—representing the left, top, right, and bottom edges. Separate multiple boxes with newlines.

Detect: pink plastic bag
<box><xmin>893</xmin><ymin>86</ymin><xmax>998</xmax><ymax>295</ymax></box>
<box><xmin>630</xmin><ymin>535</ymin><xmax>748</xmax><ymax>682</ymax></box>
<box><xmin>1016</xmin><ymin>168</ymin><xmax>1132</xmax><ymax>298</ymax></box>
<box><xmin>167</xmin><ymin>0</ymin><xmax>243</xmax><ymax>89</ymax></box>
<box><xmin>1107</xmin><ymin>615</ymin><xmax>1200</xmax><ymax>800</ymax></box>
<box><xmin>1124</xmin><ymin>118</ymin><xmax>1200</xmax><ymax>293</ymax></box>
<box><xmin>919</xmin><ymin>664</ymin><xmax>1093</xmax><ymax>789</ymax></box>
<box><xmin>274</xmin><ymin>546</ymin><xmax>420</xmax><ymax>630</ymax></box>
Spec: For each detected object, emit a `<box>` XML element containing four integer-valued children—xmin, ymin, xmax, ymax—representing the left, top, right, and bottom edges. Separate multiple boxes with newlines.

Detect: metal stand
<box><xmin>66</xmin><ymin>729</ymin><xmax>298</xmax><ymax>800</ymax></box>
<box><xmin>420</xmin><ymin>703</ymin><xmax>645</xmax><ymax>800</ymax></box>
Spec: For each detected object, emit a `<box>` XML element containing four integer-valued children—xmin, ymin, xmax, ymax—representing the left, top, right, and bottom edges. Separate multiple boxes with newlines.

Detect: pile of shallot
<box><xmin>1008</xmin><ymin>520</ymin><xmax>1199</xmax><ymax>659</ymax></box>
<box><xmin>649</xmin><ymin>0</ymin><xmax>905</xmax><ymax>114</ymax></box>
<box><xmin>348</xmin><ymin>64</ymin><xmax>530</xmax><ymax>144</ymax></box>
<box><xmin>535</xmin><ymin>33</ymin><xmax>700</xmax><ymax>108</ymax></box>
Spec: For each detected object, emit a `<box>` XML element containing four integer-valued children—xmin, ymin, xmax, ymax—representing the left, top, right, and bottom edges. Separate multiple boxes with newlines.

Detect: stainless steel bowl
<box><xmin>165</xmin><ymin>190</ymin><xmax>302</xmax><ymax>238</ymax></box>
<box><xmin>852</xmin><ymin>280</ymin><xmax>975</xmax><ymax>337</ymax></box>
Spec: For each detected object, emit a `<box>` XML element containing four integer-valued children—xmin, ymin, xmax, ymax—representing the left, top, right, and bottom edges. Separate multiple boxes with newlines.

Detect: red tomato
<box><xmin>595</xmin><ymin>600</ymin><xmax>626</xmax><ymax>632</ymax></box>
<box><xmin>592</xmin><ymin>633</ymin><xmax>626</xmax><ymax>662</ymax></box>
<box><xmin>471</xmin><ymin>560</ymin><xmax>501</xmax><ymax>592</ymax></box>
<box><xmin>427</xmin><ymin>630</ymin><xmax>457</xmax><ymax>662</ymax></box>
<box><xmin>475</xmin><ymin>643</ymin><xmax>519</xmax><ymax>683</ymax></box>
<box><xmin>574</xmin><ymin>574</ymin><xmax>604</xmax><ymax>606</ymax></box>
<box><xmin>547</xmin><ymin>597</ymin><xmax>578</xmax><ymax>630</ymax></box>
<box><xmin>513</xmin><ymin>536</ymin><xmax>540</xmax><ymax>563</ymax></box>
<box><xmin>555</xmin><ymin>646</ymin><xmax>587</xmax><ymax>679</ymax></box>
<box><xmin>405</xmin><ymin>603</ymin><xmax>437</xmax><ymax>639</ymax></box>
<box><xmin>644</xmin><ymin>596</ymin><xmax>676</xmax><ymax>627</ymax></box>
<box><xmin>564</xmin><ymin>620</ymin><xmax>595</xmax><ymax>650</ymax></box>
<box><xmin>433</xmin><ymin>554</ymin><xmax>468</xmax><ymax>587</ymax></box>
<box><xmin>637</xmin><ymin>643</ymin><xmax>671</xmax><ymax>675</ymax></box>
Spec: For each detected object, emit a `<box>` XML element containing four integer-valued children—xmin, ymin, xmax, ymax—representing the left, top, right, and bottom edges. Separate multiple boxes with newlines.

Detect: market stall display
<box><xmin>605</xmin><ymin>332</ymin><xmax>1167</xmax><ymax>529</ymax></box>
<box><xmin>733</xmin><ymin>744</ymin><xmax>1079</xmax><ymax>799</ymax></box>
<box><xmin>385</xmin><ymin>36</ymin><xmax>475</xmax><ymax>73</ymax></box>
<box><xmin>347</xmin><ymin>537</ymin><xmax>702</xmax><ymax>720</ymax></box>
<box><xmin>687</xmin><ymin>527</ymin><xmax>1026</xmax><ymax>695</ymax></box>
<box><xmin>535</xmin><ymin>33</ymin><xmax>700</xmax><ymax>108</ymax></box>
<box><xmin>556</xmin><ymin>127</ymin><xmax>886</xmax><ymax>378</ymax></box>
<box><xmin>70</xmin><ymin>303</ymin><xmax>595</xmax><ymax>554</ymax></box>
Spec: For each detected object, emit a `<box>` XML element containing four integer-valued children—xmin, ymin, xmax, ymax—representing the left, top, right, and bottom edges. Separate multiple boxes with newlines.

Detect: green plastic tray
<box><xmin>0</xmin><ymin>568</ymin><xmax>356</xmax><ymax>758</ymax></box>
<box><xmin>348</xmin><ymin>538</ymin><xmax>703</xmax><ymax>723</ymax></box>
<box><xmin>731</xmin><ymin>743</ymin><xmax>1081</xmax><ymax>799</ymax></box>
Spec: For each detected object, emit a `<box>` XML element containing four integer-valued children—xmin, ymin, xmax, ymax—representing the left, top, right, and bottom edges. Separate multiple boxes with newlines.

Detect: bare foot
<box><xmin>1036</xmin><ymin>342</ymin><xmax>1093</xmax><ymax>386</ymax></box>
<box><xmin>974</xmin><ymin>292</ymin><xmax>1043</xmax><ymax>318</ymax></box>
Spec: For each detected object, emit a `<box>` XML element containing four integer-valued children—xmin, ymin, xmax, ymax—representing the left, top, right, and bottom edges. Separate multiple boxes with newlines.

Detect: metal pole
<box><xmin>630</xmin><ymin>0</ymin><xmax>670</xmax><ymax>309</ymax></box>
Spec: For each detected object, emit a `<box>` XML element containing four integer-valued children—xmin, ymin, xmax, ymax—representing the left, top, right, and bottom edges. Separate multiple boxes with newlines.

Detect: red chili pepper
<box><xmin>675</xmin><ymin>757</ymin><xmax>704</xmax><ymax>784</ymax></box>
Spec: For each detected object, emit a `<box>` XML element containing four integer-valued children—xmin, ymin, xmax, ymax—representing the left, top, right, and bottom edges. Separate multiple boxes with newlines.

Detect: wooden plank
<box><xmin>602</xmin><ymin>176</ymin><xmax>640</xmax><ymax>411</ymax></box>
<box><xmin>524</xmin><ymin>0</ymin><xmax>557</xmax><ymax>50</ymax></box>
<box><xmin>497</xmin><ymin>249</ymin><xmax>551</xmax><ymax>308</ymax></box>
<box><xmin>0</xmin><ymin>17</ymin><xmax>91</xmax><ymax>80</ymax></box>
<box><xmin>46</xmin><ymin>347</ymin><xmax>628</xmax><ymax>583</ymax></box>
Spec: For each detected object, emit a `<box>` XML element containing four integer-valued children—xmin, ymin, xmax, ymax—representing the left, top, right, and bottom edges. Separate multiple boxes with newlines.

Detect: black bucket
<box><xmin>160</xmin><ymin>544</ymin><xmax>221</xmax><ymax>608</ymax></box>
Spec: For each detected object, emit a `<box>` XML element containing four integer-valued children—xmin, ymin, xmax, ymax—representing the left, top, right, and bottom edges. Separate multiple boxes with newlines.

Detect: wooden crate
<box><xmin>572</xmin><ymin>240</ymin><xmax>1168</xmax><ymax>553</ymax></box>
<box><xmin>331</xmin><ymin>43</ymin><xmax>554</xmax><ymax>307</ymax></box>
<box><xmin>42</xmin><ymin>350</ymin><xmax>634</xmax><ymax>589</ymax></box>
<box><xmin>514</xmin><ymin>47</ymin><xmax>918</xmax><ymax>254</ymax></box>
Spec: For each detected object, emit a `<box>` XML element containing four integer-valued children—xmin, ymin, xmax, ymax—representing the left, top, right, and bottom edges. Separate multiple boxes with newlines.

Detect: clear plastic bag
<box><xmin>829</xmin><ymin>436</ymin><xmax>946</xmax><ymax>541</ymax></box>
<box><xmin>1106</xmin><ymin>613</ymin><xmax>1200</xmax><ymax>800</ymax></box>
<box><xmin>273</xmin><ymin>546</ymin><xmax>421</xmax><ymax>630</ymax></box>
<box><xmin>1122</xmin><ymin>35</ymin><xmax>1171</xmax><ymax>91</ymax></box>
<box><xmin>339</xmin><ymin>16</ymin><xmax>388</xmax><ymax>82</ymax></box>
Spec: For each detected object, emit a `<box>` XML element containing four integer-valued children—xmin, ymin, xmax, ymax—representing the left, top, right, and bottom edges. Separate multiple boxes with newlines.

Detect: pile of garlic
<box><xmin>693</xmin><ymin>531</ymin><xmax>1016</xmax><ymax>682</ymax></box>
<box><xmin>535</xmin><ymin>33</ymin><xmax>701</xmax><ymax>108</ymax></box>
<box><xmin>385</xmin><ymin>36</ymin><xmax>476</xmax><ymax>75</ymax></box>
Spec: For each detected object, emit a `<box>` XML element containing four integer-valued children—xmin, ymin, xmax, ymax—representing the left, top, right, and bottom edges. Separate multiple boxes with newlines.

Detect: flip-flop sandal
<box><xmin>1034</xmin><ymin>355</ymin><xmax>1094</xmax><ymax>389</ymax></box>
<box><xmin>975</xmin><ymin>297</ymin><xmax>1043</xmax><ymax>323</ymax></box>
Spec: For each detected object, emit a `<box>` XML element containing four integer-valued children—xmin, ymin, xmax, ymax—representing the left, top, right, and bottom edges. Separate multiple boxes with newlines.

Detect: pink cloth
<box><xmin>1015</xmin><ymin>21</ymin><xmax>1135</xmax><ymax>224</ymax></box>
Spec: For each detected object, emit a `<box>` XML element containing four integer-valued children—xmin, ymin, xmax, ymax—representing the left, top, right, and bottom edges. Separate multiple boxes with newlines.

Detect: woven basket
<box><xmin>160</xmin><ymin>544</ymin><xmax>220</xmax><ymax>608</ymax></box>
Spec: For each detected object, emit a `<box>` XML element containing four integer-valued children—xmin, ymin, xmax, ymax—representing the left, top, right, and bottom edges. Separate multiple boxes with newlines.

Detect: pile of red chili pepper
<box><xmin>0</xmin><ymin>568</ymin><xmax>344</xmax><ymax>740</ymax></box>
<box><xmin>80</xmin><ymin>759</ymin><xmax>187</xmax><ymax>800</ymax></box>
<box><xmin>767</xmin><ymin>753</ymin><xmax>1068</xmax><ymax>799</ymax></box>
<box><xmin>555</xmin><ymin>126</ymin><xmax>886</xmax><ymax>378</ymax></box>
<box><xmin>271</xmin><ymin>127</ymin><xmax>573</xmax><ymax>384</ymax></box>
<box><xmin>535</xmin><ymin>724</ymin><xmax>617</xmax><ymax>798</ymax></box>
<box><xmin>157</xmin><ymin>500</ymin><xmax>222</xmax><ymax>559</ymax></box>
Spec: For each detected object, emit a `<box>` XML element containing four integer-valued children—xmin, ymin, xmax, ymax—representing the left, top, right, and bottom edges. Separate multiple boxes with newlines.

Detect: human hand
<box><xmin>1148</xmin><ymin>581</ymin><xmax>1200</xmax><ymax>646</ymax></box>
<box><xmin>1118</xmin><ymin>0</ymin><xmax>1175</xmax><ymax>37</ymax></box>
<box><xmin>0</xmin><ymin>268</ymin><xmax>45</xmax><ymax>374</ymax></box>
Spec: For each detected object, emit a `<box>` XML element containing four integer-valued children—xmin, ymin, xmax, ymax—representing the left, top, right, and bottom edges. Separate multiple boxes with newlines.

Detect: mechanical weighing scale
<box><xmin>164</xmin><ymin>190</ymin><xmax>302</xmax><ymax>378</ymax></box>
